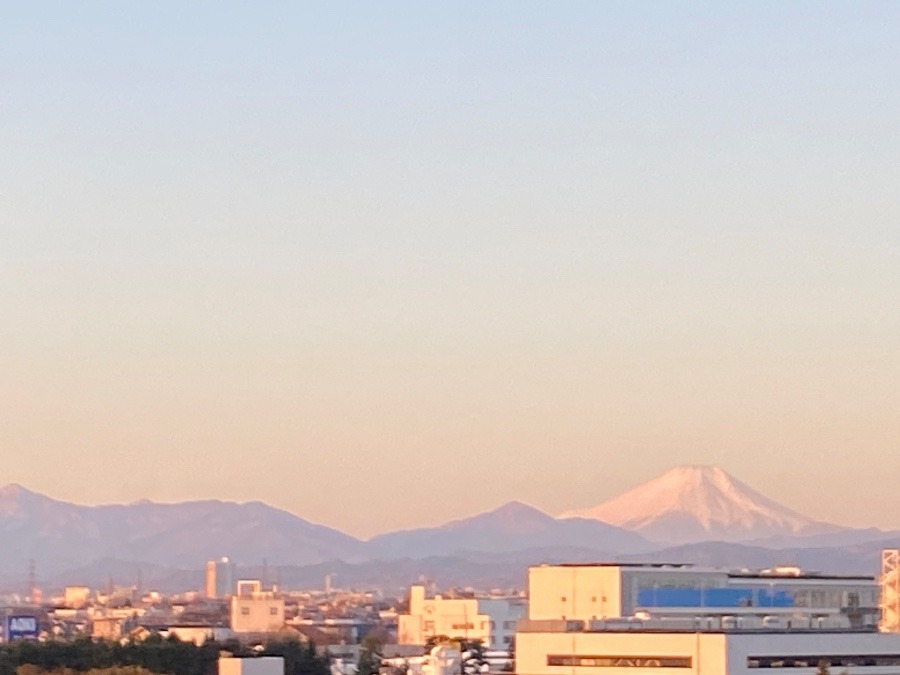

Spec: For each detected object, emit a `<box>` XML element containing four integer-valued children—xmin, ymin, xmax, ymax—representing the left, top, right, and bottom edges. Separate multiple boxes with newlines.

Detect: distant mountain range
<box><xmin>0</xmin><ymin>483</ymin><xmax>363</xmax><ymax>576</ymax></box>
<box><xmin>1</xmin><ymin>465</ymin><xmax>898</xmax><ymax>592</ymax></box>
<box><xmin>367</xmin><ymin>501</ymin><xmax>652</xmax><ymax>558</ymax></box>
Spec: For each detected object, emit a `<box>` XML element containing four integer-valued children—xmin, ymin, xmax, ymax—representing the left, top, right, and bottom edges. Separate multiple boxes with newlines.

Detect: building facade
<box><xmin>518</xmin><ymin>563</ymin><xmax>899</xmax><ymax>675</ymax></box>
<box><xmin>399</xmin><ymin>586</ymin><xmax>490</xmax><ymax>646</ymax></box>
<box><xmin>528</xmin><ymin>564</ymin><xmax>878</xmax><ymax>628</ymax></box>
<box><xmin>478</xmin><ymin>597</ymin><xmax>527</xmax><ymax>651</ymax></box>
<box><xmin>206</xmin><ymin>557</ymin><xmax>236</xmax><ymax>599</ymax></box>
<box><xmin>229</xmin><ymin>580</ymin><xmax>285</xmax><ymax>634</ymax></box>
<box><xmin>516</xmin><ymin>625</ymin><xmax>900</xmax><ymax>675</ymax></box>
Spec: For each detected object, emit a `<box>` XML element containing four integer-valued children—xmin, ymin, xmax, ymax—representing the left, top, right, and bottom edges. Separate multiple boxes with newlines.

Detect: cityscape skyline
<box><xmin>3</xmin><ymin>2</ymin><xmax>899</xmax><ymax>539</ymax></box>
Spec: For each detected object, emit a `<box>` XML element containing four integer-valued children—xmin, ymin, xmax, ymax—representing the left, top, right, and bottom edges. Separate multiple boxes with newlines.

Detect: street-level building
<box><xmin>399</xmin><ymin>586</ymin><xmax>524</xmax><ymax>649</ymax></box>
<box><xmin>399</xmin><ymin>586</ymin><xmax>489</xmax><ymax>646</ymax></box>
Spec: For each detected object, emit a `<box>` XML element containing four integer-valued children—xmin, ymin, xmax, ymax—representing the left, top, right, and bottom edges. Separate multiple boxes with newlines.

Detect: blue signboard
<box><xmin>6</xmin><ymin>615</ymin><xmax>39</xmax><ymax>641</ymax></box>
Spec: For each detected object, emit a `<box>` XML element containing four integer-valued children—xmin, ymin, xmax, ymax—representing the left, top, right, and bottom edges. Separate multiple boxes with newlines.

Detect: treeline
<box><xmin>0</xmin><ymin>637</ymin><xmax>329</xmax><ymax>675</ymax></box>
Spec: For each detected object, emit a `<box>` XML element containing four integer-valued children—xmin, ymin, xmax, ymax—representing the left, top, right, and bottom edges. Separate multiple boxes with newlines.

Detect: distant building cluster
<box><xmin>5</xmin><ymin>550</ymin><xmax>900</xmax><ymax>675</ymax></box>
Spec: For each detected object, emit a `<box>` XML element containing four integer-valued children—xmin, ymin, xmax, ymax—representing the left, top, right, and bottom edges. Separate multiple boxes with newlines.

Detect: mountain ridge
<box><xmin>368</xmin><ymin>500</ymin><xmax>652</xmax><ymax>558</ymax></box>
<box><xmin>559</xmin><ymin>465</ymin><xmax>847</xmax><ymax>544</ymax></box>
<box><xmin>0</xmin><ymin>464</ymin><xmax>888</xmax><ymax>585</ymax></box>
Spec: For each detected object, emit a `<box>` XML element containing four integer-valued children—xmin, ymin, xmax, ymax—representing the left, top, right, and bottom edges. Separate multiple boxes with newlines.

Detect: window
<box><xmin>270</xmin><ymin>607</ymin><xmax>279</xmax><ymax>615</ymax></box>
<box><xmin>240</xmin><ymin>607</ymin><xmax>250</xmax><ymax>616</ymax></box>
<box><xmin>548</xmin><ymin>656</ymin><xmax>691</xmax><ymax>669</ymax></box>
<box><xmin>748</xmin><ymin>655</ymin><xmax>900</xmax><ymax>669</ymax></box>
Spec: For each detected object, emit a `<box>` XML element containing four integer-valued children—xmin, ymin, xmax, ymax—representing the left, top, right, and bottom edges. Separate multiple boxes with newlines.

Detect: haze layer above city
<box><xmin>3</xmin><ymin>3</ymin><xmax>899</xmax><ymax>539</ymax></box>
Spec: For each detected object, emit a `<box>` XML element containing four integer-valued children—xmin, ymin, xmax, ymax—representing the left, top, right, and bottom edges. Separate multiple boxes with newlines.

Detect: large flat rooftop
<box><xmin>533</xmin><ymin>562</ymin><xmax>875</xmax><ymax>581</ymax></box>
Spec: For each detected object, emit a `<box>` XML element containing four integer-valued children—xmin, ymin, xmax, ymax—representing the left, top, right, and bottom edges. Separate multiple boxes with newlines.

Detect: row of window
<box><xmin>748</xmin><ymin>655</ymin><xmax>900</xmax><ymax>668</ymax></box>
<box><xmin>480</xmin><ymin>621</ymin><xmax>518</xmax><ymax>630</ymax></box>
<box><xmin>238</xmin><ymin>607</ymin><xmax>280</xmax><ymax>616</ymax></box>
<box><xmin>547</xmin><ymin>656</ymin><xmax>692</xmax><ymax>668</ymax></box>
<box><xmin>426</xmin><ymin>620</ymin><xmax>518</xmax><ymax>632</ymax></box>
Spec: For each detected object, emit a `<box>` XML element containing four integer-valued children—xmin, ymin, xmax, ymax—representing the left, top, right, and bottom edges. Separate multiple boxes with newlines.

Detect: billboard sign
<box><xmin>6</xmin><ymin>615</ymin><xmax>39</xmax><ymax>641</ymax></box>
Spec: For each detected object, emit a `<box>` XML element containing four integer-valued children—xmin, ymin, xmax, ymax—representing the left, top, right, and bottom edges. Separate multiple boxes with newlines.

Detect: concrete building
<box><xmin>218</xmin><ymin>655</ymin><xmax>284</xmax><ymax>675</ymax></box>
<box><xmin>91</xmin><ymin>616</ymin><xmax>125</xmax><ymax>640</ymax></box>
<box><xmin>518</xmin><ymin>563</ymin><xmax>892</xmax><ymax>675</ymax></box>
<box><xmin>64</xmin><ymin>586</ymin><xmax>91</xmax><ymax>609</ymax></box>
<box><xmin>230</xmin><ymin>580</ymin><xmax>285</xmax><ymax>634</ymax></box>
<box><xmin>516</xmin><ymin>621</ymin><xmax>900</xmax><ymax>675</ymax></box>
<box><xmin>528</xmin><ymin>564</ymin><xmax>878</xmax><ymax>629</ymax></box>
<box><xmin>207</xmin><ymin>557</ymin><xmax>236</xmax><ymax>599</ymax></box>
<box><xmin>398</xmin><ymin>586</ymin><xmax>524</xmax><ymax>649</ymax></box>
<box><xmin>478</xmin><ymin>597</ymin><xmax>527</xmax><ymax>651</ymax></box>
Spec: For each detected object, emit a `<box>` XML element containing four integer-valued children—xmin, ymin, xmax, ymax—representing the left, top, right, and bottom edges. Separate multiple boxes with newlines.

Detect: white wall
<box><xmin>219</xmin><ymin>657</ymin><xmax>284</xmax><ymax>675</ymax></box>
<box><xmin>515</xmin><ymin>629</ymin><xmax>727</xmax><ymax>675</ymax></box>
<box><xmin>399</xmin><ymin>586</ymin><xmax>490</xmax><ymax>645</ymax></box>
<box><xmin>230</xmin><ymin>594</ymin><xmax>285</xmax><ymax>633</ymax></box>
<box><xmin>528</xmin><ymin>566</ymin><xmax>624</xmax><ymax>621</ymax></box>
<box><xmin>477</xmin><ymin>598</ymin><xmax>526</xmax><ymax>650</ymax></box>
<box><xmin>724</xmin><ymin>632</ymin><xmax>900</xmax><ymax>675</ymax></box>
<box><xmin>516</xmin><ymin>629</ymin><xmax>900</xmax><ymax>675</ymax></box>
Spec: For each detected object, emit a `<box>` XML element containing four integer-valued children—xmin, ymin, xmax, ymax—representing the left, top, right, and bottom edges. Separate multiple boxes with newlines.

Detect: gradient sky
<box><xmin>2</xmin><ymin>2</ymin><xmax>899</xmax><ymax>539</ymax></box>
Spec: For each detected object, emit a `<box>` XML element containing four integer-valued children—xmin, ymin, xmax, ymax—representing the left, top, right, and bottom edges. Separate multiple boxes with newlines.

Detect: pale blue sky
<box><xmin>1</xmin><ymin>2</ymin><xmax>898</xmax><ymax>538</ymax></box>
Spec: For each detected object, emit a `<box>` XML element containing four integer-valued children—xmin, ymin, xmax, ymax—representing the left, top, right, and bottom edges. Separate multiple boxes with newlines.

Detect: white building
<box><xmin>399</xmin><ymin>586</ymin><xmax>489</xmax><ymax>645</ymax></box>
<box><xmin>229</xmin><ymin>580</ymin><xmax>285</xmax><ymax>634</ymax></box>
<box><xmin>478</xmin><ymin>597</ymin><xmax>526</xmax><ymax>651</ymax></box>
<box><xmin>207</xmin><ymin>557</ymin><xmax>236</xmax><ymax>599</ymax></box>
<box><xmin>528</xmin><ymin>564</ymin><xmax>878</xmax><ymax>629</ymax></box>
<box><xmin>219</xmin><ymin>656</ymin><xmax>284</xmax><ymax>675</ymax></box>
<box><xmin>518</xmin><ymin>563</ymin><xmax>891</xmax><ymax>675</ymax></box>
<box><xmin>516</xmin><ymin>621</ymin><xmax>900</xmax><ymax>675</ymax></box>
<box><xmin>166</xmin><ymin>626</ymin><xmax>234</xmax><ymax>644</ymax></box>
<box><xmin>64</xmin><ymin>586</ymin><xmax>91</xmax><ymax>609</ymax></box>
<box><xmin>398</xmin><ymin>586</ymin><xmax>525</xmax><ymax>650</ymax></box>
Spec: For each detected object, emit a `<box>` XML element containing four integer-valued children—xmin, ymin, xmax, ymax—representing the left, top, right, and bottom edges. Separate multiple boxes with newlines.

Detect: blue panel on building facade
<box><xmin>636</xmin><ymin>587</ymin><xmax>794</xmax><ymax>608</ymax></box>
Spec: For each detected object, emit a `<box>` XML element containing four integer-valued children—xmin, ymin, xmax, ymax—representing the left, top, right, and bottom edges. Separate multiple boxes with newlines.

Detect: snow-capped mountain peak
<box><xmin>559</xmin><ymin>465</ymin><xmax>841</xmax><ymax>544</ymax></box>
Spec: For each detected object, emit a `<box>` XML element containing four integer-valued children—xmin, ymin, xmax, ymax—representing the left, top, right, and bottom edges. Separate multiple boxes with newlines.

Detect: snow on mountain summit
<box><xmin>559</xmin><ymin>465</ymin><xmax>841</xmax><ymax>544</ymax></box>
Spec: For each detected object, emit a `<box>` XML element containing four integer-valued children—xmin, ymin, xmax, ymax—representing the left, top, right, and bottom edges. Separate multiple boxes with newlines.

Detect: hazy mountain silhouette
<box><xmin>368</xmin><ymin>501</ymin><xmax>652</xmax><ymax>558</ymax></box>
<box><xmin>0</xmin><ymin>484</ymin><xmax>364</xmax><ymax>576</ymax></box>
<box><xmin>1</xmin><ymin>468</ymin><xmax>894</xmax><ymax>590</ymax></box>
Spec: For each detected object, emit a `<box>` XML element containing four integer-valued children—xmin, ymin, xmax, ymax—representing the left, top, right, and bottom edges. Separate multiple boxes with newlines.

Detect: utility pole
<box><xmin>27</xmin><ymin>559</ymin><xmax>36</xmax><ymax>603</ymax></box>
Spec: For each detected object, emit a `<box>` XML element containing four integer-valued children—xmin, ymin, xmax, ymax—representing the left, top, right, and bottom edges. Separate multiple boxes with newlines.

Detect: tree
<box><xmin>356</xmin><ymin>635</ymin><xmax>384</xmax><ymax>675</ymax></box>
<box><xmin>264</xmin><ymin>639</ymin><xmax>329</xmax><ymax>675</ymax></box>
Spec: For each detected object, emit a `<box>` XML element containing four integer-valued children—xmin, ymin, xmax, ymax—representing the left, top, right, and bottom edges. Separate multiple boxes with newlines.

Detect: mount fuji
<box><xmin>559</xmin><ymin>465</ymin><xmax>848</xmax><ymax>545</ymax></box>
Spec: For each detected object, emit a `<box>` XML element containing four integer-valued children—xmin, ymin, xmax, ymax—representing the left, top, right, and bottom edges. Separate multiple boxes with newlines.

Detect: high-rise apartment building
<box><xmin>204</xmin><ymin>557</ymin><xmax>235</xmax><ymax>599</ymax></box>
